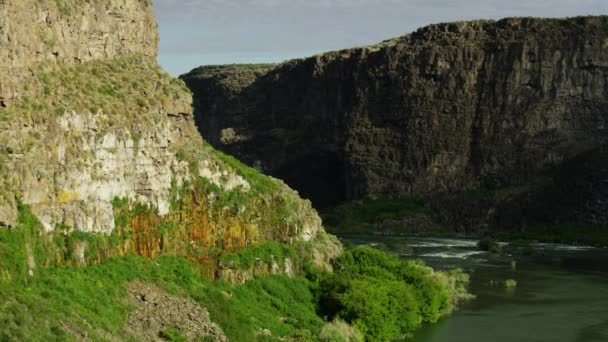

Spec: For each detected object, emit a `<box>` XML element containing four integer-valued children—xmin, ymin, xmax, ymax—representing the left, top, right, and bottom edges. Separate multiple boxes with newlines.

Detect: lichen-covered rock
<box><xmin>0</xmin><ymin>0</ymin><xmax>338</xmax><ymax>275</ymax></box>
<box><xmin>17</xmin><ymin>109</ymin><xmax>190</xmax><ymax>233</ymax></box>
<box><xmin>183</xmin><ymin>16</ymin><xmax>608</xmax><ymax>229</ymax></box>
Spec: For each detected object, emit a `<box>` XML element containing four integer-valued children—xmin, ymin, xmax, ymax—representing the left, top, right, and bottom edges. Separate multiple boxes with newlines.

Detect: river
<box><xmin>342</xmin><ymin>236</ymin><xmax>608</xmax><ymax>342</ymax></box>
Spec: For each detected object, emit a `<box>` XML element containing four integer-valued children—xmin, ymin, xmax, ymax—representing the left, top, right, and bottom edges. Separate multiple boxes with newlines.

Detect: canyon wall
<box><xmin>184</xmin><ymin>16</ymin><xmax>608</xmax><ymax>231</ymax></box>
<box><xmin>0</xmin><ymin>0</ymin><xmax>338</xmax><ymax>277</ymax></box>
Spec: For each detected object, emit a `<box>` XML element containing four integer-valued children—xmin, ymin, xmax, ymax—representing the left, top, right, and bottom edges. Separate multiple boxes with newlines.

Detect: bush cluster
<box><xmin>313</xmin><ymin>247</ymin><xmax>471</xmax><ymax>341</ymax></box>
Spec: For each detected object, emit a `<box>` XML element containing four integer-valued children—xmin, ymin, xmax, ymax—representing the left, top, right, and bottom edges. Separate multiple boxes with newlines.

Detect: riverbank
<box><xmin>341</xmin><ymin>235</ymin><xmax>608</xmax><ymax>342</ymax></box>
<box><xmin>321</xmin><ymin>198</ymin><xmax>608</xmax><ymax>248</ymax></box>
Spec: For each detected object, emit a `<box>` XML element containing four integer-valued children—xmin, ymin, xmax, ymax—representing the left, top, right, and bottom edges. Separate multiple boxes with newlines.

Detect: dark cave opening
<box><xmin>275</xmin><ymin>152</ymin><xmax>347</xmax><ymax>210</ymax></box>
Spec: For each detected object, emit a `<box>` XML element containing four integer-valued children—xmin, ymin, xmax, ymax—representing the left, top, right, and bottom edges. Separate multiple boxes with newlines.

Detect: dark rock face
<box><xmin>182</xmin><ymin>16</ymin><xmax>608</xmax><ymax>229</ymax></box>
<box><xmin>495</xmin><ymin>144</ymin><xmax>608</xmax><ymax>228</ymax></box>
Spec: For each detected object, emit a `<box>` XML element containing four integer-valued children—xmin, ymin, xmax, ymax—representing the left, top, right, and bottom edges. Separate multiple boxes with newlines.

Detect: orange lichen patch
<box><xmin>163</xmin><ymin>190</ymin><xmax>218</xmax><ymax>249</ymax></box>
<box><xmin>188</xmin><ymin>204</ymin><xmax>210</xmax><ymax>243</ymax></box>
<box><xmin>164</xmin><ymin>208</ymin><xmax>214</xmax><ymax>253</ymax></box>
<box><xmin>131</xmin><ymin>211</ymin><xmax>162</xmax><ymax>259</ymax></box>
<box><xmin>105</xmin><ymin>186</ymin><xmax>266</xmax><ymax>270</ymax></box>
<box><xmin>161</xmin><ymin>187</ymin><xmax>262</xmax><ymax>254</ymax></box>
<box><xmin>188</xmin><ymin>253</ymin><xmax>222</xmax><ymax>280</ymax></box>
<box><xmin>180</xmin><ymin>203</ymin><xmax>213</xmax><ymax>247</ymax></box>
<box><xmin>222</xmin><ymin>218</ymin><xmax>260</xmax><ymax>252</ymax></box>
<box><xmin>261</xmin><ymin>222</ymin><xmax>294</xmax><ymax>244</ymax></box>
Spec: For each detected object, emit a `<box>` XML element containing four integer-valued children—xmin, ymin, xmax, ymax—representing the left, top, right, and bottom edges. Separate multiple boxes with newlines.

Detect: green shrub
<box><xmin>219</xmin><ymin>242</ymin><xmax>298</xmax><ymax>270</ymax></box>
<box><xmin>445</xmin><ymin>268</ymin><xmax>475</xmax><ymax>306</ymax></box>
<box><xmin>319</xmin><ymin>319</ymin><xmax>363</xmax><ymax>342</ymax></box>
<box><xmin>400</xmin><ymin>265</ymin><xmax>451</xmax><ymax>322</ymax></box>
<box><xmin>338</xmin><ymin>276</ymin><xmax>421</xmax><ymax>340</ymax></box>
<box><xmin>316</xmin><ymin>247</ymin><xmax>471</xmax><ymax>341</ymax></box>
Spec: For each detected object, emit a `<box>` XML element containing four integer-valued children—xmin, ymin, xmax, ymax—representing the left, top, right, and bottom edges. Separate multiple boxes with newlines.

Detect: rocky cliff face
<box><xmin>0</xmin><ymin>0</ymin><xmax>158</xmax><ymax>105</ymax></box>
<box><xmin>183</xmin><ymin>16</ymin><xmax>608</xmax><ymax>231</ymax></box>
<box><xmin>0</xmin><ymin>0</ymin><xmax>338</xmax><ymax>278</ymax></box>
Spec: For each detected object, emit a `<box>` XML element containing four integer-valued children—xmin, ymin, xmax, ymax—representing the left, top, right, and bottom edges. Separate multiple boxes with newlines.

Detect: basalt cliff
<box><xmin>183</xmin><ymin>16</ymin><xmax>608</xmax><ymax>236</ymax></box>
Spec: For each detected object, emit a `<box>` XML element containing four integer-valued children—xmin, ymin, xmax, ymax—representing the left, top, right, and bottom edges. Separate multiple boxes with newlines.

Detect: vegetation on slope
<box><xmin>0</xmin><ymin>206</ymin><xmax>470</xmax><ymax>341</ymax></box>
<box><xmin>0</xmin><ymin>252</ymin><xmax>325</xmax><ymax>341</ymax></box>
<box><xmin>167</xmin><ymin>142</ymin><xmax>321</xmax><ymax>248</ymax></box>
<box><xmin>0</xmin><ymin>204</ymin><xmax>321</xmax><ymax>340</ymax></box>
<box><xmin>0</xmin><ymin>56</ymin><xmax>189</xmax><ymax>127</ymax></box>
<box><xmin>321</xmin><ymin>197</ymin><xmax>447</xmax><ymax>236</ymax></box>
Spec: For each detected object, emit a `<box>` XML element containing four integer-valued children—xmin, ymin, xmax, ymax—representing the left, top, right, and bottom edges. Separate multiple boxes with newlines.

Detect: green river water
<box><xmin>343</xmin><ymin>236</ymin><xmax>608</xmax><ymax>342</ymax></box>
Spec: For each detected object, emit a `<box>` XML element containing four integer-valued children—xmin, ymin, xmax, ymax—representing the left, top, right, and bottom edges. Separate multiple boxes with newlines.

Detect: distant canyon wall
<box><xmin>183</xmin><ymin>16</ymin><xmax>608</xmax><ymax>229</ymax></box>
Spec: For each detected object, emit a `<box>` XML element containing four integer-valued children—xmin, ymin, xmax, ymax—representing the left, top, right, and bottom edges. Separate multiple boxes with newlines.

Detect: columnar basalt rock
<box><xmin>183</xmin><ymin>16</ymin><xmax>608</xmax><ymax>230</ymax></box>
